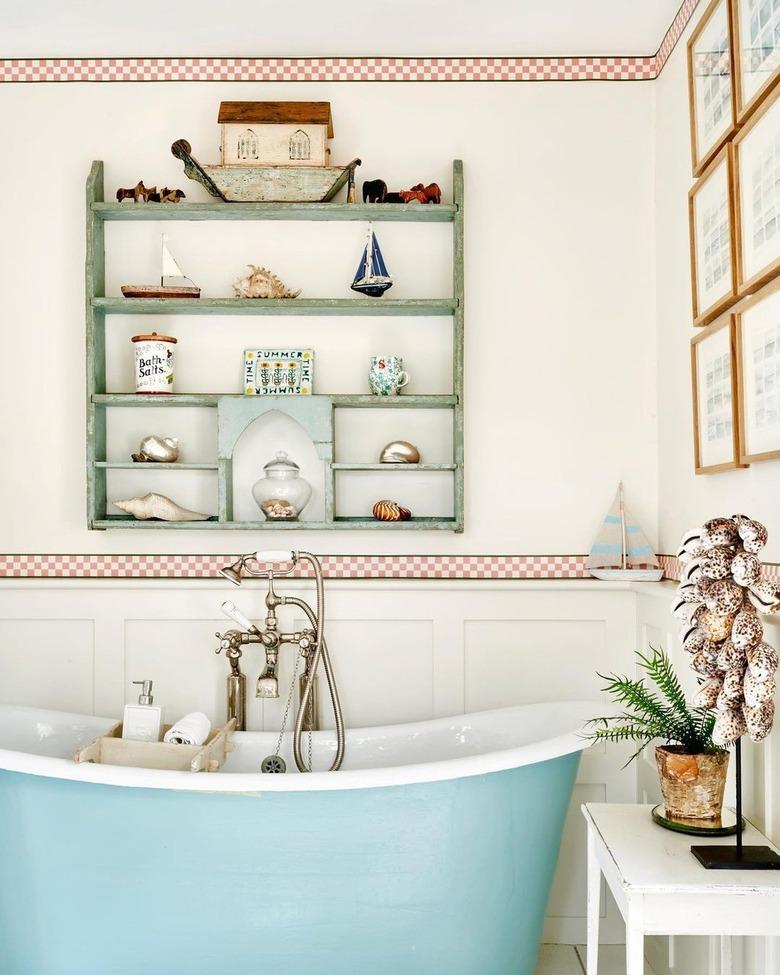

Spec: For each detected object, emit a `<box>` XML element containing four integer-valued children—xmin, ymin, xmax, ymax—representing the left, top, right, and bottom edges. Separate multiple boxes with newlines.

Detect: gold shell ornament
<box><xmin>372</xmin><ymin>500</ymin><xmax>412</xmax><ymax>522</ymax></box>
<box><xmin>113</xmin><ymin>493</ymin><xmax>209</xmax><ymax>522</ymax></box>
<box><xmin>132</xmin><ymin>435</ymin><xmax>180</xmax><ymax>463</ymax></box>
<box><xmin>379</xmin><ymin>441</ymin><xmax>421</xmax><ymax>464</ymax></box>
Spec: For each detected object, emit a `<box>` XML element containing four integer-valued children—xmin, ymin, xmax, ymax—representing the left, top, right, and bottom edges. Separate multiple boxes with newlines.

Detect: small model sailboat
<box><xmin>586</xmin><ymin>482</ymin><xmax>663</xmax><ymax>581</ymax></box>
<box><xmin>351</xmin><ymin>223</ymin><xmax>393</xmax><ymax>298</ymax></box>
<box><xmin>121</xmin><ymin>235</ymin><xmax>200</xmax><ymax>299</ymax></box>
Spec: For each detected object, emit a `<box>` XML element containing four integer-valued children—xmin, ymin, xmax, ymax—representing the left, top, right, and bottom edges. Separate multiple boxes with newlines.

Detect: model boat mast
<box><xmin>121</xmin><ymin>234</ymin><xmax>200</xmax><ymax>299</ymax></box>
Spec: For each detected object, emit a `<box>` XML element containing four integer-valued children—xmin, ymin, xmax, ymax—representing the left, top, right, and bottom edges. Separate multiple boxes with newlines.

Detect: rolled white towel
<box><xmin>163</xmin><ymin>711</ymin><xmax>212</xmax><ymax>746</ymax></box>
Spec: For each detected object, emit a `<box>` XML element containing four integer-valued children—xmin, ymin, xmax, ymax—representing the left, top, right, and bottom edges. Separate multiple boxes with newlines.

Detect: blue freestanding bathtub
<box><xmin>0</xmin><ymin>701</ymin><xmax>593</xmax><ymax>975</ymax></box>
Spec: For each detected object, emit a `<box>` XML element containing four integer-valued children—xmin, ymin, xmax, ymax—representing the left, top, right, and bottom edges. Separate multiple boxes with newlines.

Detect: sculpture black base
<box><xmin>691</xmin><ymin>845</ymin><xmax>780</xmax><ymax>870</ymax></box>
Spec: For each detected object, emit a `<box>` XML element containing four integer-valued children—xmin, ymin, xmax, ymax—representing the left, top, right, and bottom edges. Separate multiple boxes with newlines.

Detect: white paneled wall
<box><xmin>2</xmin><ymin>578</ymin><xmax>776</xmax><ymax>962</ymax></box>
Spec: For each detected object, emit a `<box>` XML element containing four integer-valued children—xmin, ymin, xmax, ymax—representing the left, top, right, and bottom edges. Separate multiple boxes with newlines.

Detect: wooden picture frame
<box><xmin>735</xmin><ymin>276</ymin><xmax>780</xmax><ymax>463</ymax></box>
<box><xmin>691</xmin><ymin>317</ymin><xmax>744</xmax><ymax>473</ymax></box>
<box><xmin>688</xmin><ymin>0</ymin><xmax>738</xmax><ymax>176</ymax></box>
<box><xmin>731</xmin><ymin>0</ymin><xmax>780</xmax><ymax>123</ymax></box>
<box><xmin>733</xmin><ymin>84</ymin><xmax>780</xmax><ymax>295</ymax></box>
<box><xmin>689</xmin><ymin>144</ymin><xmax>738</xmax><ymax>325</ymax></box>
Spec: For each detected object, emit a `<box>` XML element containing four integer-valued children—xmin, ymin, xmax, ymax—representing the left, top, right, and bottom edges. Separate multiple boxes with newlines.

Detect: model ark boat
<box><xmin>121</xmin><ymin>235</ymin><xmax>200</xmax><ymax>299</ymax></box>
<box><xmin>586</xmin><ymin>482</ymin><xmax>663</xmax><ymax>581</ymax></box>
<box><xmin>171</xmin><ymin>101</ymin><xmax>361</xmax><ymax>203</ymax></box>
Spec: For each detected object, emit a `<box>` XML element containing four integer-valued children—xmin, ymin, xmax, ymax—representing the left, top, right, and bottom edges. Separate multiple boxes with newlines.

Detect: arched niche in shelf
<box><xmin>218</xmin><ymin>398</ymin><xmax>333</xmax><ymax>523</ymax></box>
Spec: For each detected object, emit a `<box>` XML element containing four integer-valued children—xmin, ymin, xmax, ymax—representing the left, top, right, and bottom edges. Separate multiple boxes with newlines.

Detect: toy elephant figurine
<box><xmin>362</xmin><ymin>179</ymin><xmax>387</xmax><ymax>203</ymax></box>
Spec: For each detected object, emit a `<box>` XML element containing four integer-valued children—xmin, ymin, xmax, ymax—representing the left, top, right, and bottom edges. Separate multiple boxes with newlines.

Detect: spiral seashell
<box><xmin>713</xmin><ymin>705</ymin><xmax>747</xmax><ymax>746</ymax></box>
<box><xmin>699</xmin><ymin>547</ymin><xmax>734</xmax><ymax>580</ymax></box>
<box><xmin>733</xmin><ymin>514</ymin><xmax>768</xmax><ymax>554</ymax></box>
<box><xmin>698</xmin><ymin>607</ymin><xmax>737</xmax><ymax>643</ymax></box>
<box><xmin>747</xmin><ymin>579</ymin><xmax>780</xmax><ymax>614</ymax></box>
<box><xmin>691</xmin><ymin>651</ymin><xmax>720</xmax><ymax>677</ymax></box>
<box><xmin>746</xmin><ymin>643</ymin><xmax>780</xmax><ymax>682</ymax></box>
<box><xmin>716</xmin><ymin>640</ymin><xmax>745</xmax><ymax>672</ymax></box>
<box><xmin>730</xmin><ymin>551</ymin><xmax>761</xmax><ymax>588</ymax></box>
<box><xmin>372</xmin><ymin>500</ymin><xmax>412</xmax><ymax>522</ymax></box>
<box><xmin>379</xmin><ymin>440</ymin><xmax>420</xmax><ymax>464</ymax></box>
<box><xmin>702</xmin><ymin>517</ymin><xmax>739</xmax><ymax>549</ymax></box>
<box><xmin>731</xmin><ymin>610</ymin><xmax>764</xmax><ymax>650</ymax></box>
<box><xmin>744</xmin><ymin>673</ymin><xmax>776</xmax><ymax>708</ymax></box>
<box><xmin>703</xmin><ymin>579</ymin><xmax>745</xmax><ymax>615</ymax></box>
<box><xmin>721</xmin><ymin>665</ymin><xmax>746</xmax><ymax>700</ymax></box>
<box><xmin>136</xmin><ymin>435</ymin><xmax>179</xmax><ymax>463</ymax></box>
<box><xmin>692</xmin><ymin>676</ymin><xmax>722</xmax><ymax>709</ymax></box>
<box><xmin>113</xmin><ymin>493</ymin><xmax>209</xmax><ymax>522</ymax></box>
<box><xmin>233</xmin><ymin>265</ymin><xmax>300</xmax><ymax>299</ymax></box>
<box><xmin>677</xmin><ymin>527</ymin><xmax>706</xmax><ymax>561</ymax></box>
<box><xmin>745</xmin><ymin>701</ymin><xmax>775</xmax><ymax>742</ymax></box>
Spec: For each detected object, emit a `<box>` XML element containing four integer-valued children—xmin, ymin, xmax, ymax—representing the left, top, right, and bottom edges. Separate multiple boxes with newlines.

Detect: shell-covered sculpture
<box><xmin>132</xmin><ymin>435</ymin><xmax>179</xmax><ymax>463</ymax></box>
<box><xmin>372</xmin><ymin>500</ymin><xmax>412</xmax><ymax>522</ymax></box>
<box><xmin>674</xmin><ymin>515</ymin><xmax>780</xmax><ymax>745</ymax></box>
<box><xmin>379</xmin><ymin>440</ymin><xmax>421</xmax><ymax>464</ymax></box>
<box><xmin>113</xmin><ymin>493</ymin><xmax>209</xmax><ymax>522</ymax></box>
<box><xmin>233</xmin><ymin>265</ymin><xmax>300</xmax><ymax>300</ymax></box>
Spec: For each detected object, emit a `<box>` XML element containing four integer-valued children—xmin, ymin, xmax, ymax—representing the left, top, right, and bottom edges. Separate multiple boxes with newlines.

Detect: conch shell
<box><xmin>372</xmin><ymin>500</ymin><xmax>412</xmax><ymax>522</ymax></box>
<box><xmin>113</xmin><ymin>493</ymin><xmax>209</xmax><ymax>522</ymax></box>
<box><xmin>233</xmin><ymin>265</ymin><xmax>300</xmax><ymax>299</ymax></box>
<box><xmin>132</xmin><ymin>435</ymin><xmax>179</xmax><ymax>463</ymax></box>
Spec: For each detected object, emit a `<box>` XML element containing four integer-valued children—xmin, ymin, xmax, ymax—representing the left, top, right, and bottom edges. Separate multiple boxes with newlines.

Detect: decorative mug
<box><xmin>369</xmin><ymin>356</ymin><xmax>410</xmax><ymax>396</ymax></box>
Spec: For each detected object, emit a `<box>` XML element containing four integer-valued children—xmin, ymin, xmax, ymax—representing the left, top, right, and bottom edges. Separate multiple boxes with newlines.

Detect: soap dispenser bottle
<box><xmin>122</xmin><ymin>680</ymin><xmax>163</xmax><ymax>742</ymax></box>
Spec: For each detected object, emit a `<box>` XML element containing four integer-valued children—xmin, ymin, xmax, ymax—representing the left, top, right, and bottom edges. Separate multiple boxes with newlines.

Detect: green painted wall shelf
<box><xmin>86</xmin><ymin>160</ymin><xmax>464</xmax><ymax>532</ymax></box>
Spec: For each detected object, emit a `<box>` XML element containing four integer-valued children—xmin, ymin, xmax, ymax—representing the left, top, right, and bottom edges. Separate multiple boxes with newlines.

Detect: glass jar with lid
<box><xmin>252</xmin><ymin>451</ymin><xmax>312</xmax><ymax>521</ymax></box>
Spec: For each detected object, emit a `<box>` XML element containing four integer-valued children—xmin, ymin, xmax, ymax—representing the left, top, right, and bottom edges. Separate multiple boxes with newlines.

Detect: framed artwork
<box><xmin>689</xmin><ymin>145</ymin><xmax>738</xmax><ymax>325</ymax></box>
<box><xmin>735</xmin><ymin>277</ymin><xmax>780</xmax><ymax>461</ymax></box>
<box><xmin>691</xmin><ymin>318</ymin><xmax>743</xmax><ymax>473</ymax></box>
<box><xmin>688</xmin><ymin>0</ymin><xmax>738</xmax><ymax>175</ymax></box>
<box><xmin>733</xmin><ymin>85</ymin><xmax>780</xmax><ymax>292</ymax></box>
<box><xmin>731</xmin><ymin>0</ymin><xmax>780</xmax><ymax>122</ymax></box>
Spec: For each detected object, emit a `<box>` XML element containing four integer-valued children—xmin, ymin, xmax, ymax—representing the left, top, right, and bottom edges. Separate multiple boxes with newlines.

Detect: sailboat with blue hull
<box><xmin>586</xmin><ymin>482</ymin><xmax>663</xmax><ymax>581</ymax></box>
<box><xmin>351</xmin><ymin>223</ymin><xmax>393</xmax><ymax>297</ymax></box>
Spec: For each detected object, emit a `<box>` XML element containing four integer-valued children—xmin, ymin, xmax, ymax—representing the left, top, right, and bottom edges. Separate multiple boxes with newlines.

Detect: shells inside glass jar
<box><xmin>251</xmin><ymin>451</ymin><xmax>312</xmax><ymax>521</ymax></box>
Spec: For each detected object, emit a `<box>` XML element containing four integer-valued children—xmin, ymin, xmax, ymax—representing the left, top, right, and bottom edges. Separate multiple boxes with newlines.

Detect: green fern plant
<box><xmin>585</xmin><ymin>647</ymin><xmax>721</xmax><ymax>766</ymax></box>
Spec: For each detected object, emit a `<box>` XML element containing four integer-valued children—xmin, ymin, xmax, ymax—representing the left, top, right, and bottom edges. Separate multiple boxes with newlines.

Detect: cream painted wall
<box><xmin>0</xmin><ymin>80</ymin><xmax>656</xmax><ymax>554</ymax></box>
<box><xmin>654</xmin><ymin>2</ymin><xmax>780</xmax><ymax>563</ymax></box>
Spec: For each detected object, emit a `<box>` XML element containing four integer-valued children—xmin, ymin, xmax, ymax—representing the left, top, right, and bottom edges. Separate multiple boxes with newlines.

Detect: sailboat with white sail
<box><xmin>586</xmin><ymin>482</ymin><xmax>663</xmax><ymax>581</ymax></box>
<box><xmin>121</xmin><ymin>234</ymin><xmax>200</xmax><ymax>299</ymax></box>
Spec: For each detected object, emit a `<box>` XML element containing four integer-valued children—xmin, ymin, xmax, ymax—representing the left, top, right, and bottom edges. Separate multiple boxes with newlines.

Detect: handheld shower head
<box><xmin>219</xmin><ymin>558</ymin><xmax>245</xmax><ymax>586</ymax></box>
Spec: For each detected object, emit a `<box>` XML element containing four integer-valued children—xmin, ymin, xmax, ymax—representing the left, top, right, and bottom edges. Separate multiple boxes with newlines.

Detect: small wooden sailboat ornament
<box><xmin>351</xmin><ymin>223</ymin><xmax>393</xmax><ymax>297</ymax></box>
<box><xmin>586</xmin><ymin>482</ymin><xmax>663</xmax><ymax>581</ymax></box>
<box><xmin>121</xmin><ymin>235</ymin><xmax>200</xmax><ymax>299</ymax></box>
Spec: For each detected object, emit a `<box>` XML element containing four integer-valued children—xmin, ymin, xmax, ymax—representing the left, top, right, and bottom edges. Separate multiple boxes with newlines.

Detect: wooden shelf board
<box><xmin>331</xmin><ymin>463</ymin><xmax>456</xmax><ymax>471</ymax></box>
<box><xmin>92</xmin><ymin>201</ymin><xmax>457</xmax><ymax>223</ymax></box>
<box><xmin>92</xmin><ymin>393</ymin><xmax>457</xmax><ymax>409</ymax></box>
<box><xmin>95</xmin><ymin>462</ymin><xmax>218</xmax><ymax>470</ymax></box>
<box><xmin>94</xmin><ymin>515</ymin><xmax>458</xmax><ymax>530</ymax></box>
<box><xmin>93</xmin><ymin>297</ymin><xmax>456</xmax><ymax>316</ymax></box>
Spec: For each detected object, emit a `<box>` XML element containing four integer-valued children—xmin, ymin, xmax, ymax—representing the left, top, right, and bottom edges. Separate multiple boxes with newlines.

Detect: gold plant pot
<box><xmin>655</xmin><ymin>745</ymin><xmax>729</xmax><ymax>822</ymax></box>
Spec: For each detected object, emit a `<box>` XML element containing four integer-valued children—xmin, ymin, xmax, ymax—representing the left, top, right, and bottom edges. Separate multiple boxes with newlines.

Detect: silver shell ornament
<box><xmin>132</xmin><ymin>435</ymin><xmax>180</xmax><ymax>463</ymax></box>
<box><xmin>113</xmin><ymin>492</ymin><xmax>209</xmax><ymax>522</ymax></box>
<box><xmin>379</xmin><ymin>440</ymin><xmax>421</xmax><ymax>464</ymax></box>
<box><xmin>233</xmin><ymin>265</ymin><xmax>300</xmax><ymax>299</ymax></box>
<box><xmin>673</xmin><ymin>512</ymin><xmax>779</xmax><ymax>743</ymax></box>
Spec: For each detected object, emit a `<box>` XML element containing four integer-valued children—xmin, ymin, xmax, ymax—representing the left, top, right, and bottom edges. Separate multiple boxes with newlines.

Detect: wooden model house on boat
<box><xmin>218</xmin><ymin>101</ymin><xmax>333</xmax><ymax>168</ymax></box>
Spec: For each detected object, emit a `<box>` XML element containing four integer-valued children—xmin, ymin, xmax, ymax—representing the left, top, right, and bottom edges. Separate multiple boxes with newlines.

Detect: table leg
<box><xmin>586</xmin><ymin>827</ymin><xmax>600</xmax><ymax>975</ymax></box>
<box><xmin>720</xmin><ymin>935</ymin><xmax>732</xmax><ymax>975</ymax></box>
<box><xmin>625</xmin><ymin>901</ymin><xmax>644</xmax><ymax>975</ymax></box>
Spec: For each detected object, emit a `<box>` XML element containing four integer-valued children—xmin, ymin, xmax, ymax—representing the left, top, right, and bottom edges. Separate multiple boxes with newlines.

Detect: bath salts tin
<box><xmin>132</xmin><ymin>332</ymin><xmax>177</xmax><ymax>394</ymax></box>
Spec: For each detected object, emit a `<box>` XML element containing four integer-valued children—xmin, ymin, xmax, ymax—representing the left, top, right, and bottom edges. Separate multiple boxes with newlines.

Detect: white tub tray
<box><xmin>74</xmin><ymin>718</ymin><xmax>237</xmax><ymax>773</ymax></box>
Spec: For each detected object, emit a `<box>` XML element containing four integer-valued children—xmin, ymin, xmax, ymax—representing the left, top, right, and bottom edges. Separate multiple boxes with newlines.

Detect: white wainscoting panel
<box><xmin>0</xmin><ymin>579</ymin><xmax>642</xmax><ymax>946</ymax></box>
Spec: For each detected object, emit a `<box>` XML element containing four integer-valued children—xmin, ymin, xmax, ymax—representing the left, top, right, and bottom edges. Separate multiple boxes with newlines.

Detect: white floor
<box><xmin>536</xmin><ymin>945</ymin><xmax>655</xmax><ymax>975</ymax></box>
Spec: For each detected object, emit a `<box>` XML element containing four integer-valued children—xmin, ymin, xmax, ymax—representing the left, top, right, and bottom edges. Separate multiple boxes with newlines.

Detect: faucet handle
<box><xmin>215</xmin><ymin>630</ymin><xmax>240</xmax><ymax>657</ymax></box>
<box><xmin>221</xmin><ymin>600</ymin><xmax>259</xmax><ymax>634</ymax></box>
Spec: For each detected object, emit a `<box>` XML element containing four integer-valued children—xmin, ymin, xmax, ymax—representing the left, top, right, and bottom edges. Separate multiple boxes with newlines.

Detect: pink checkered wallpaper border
<box><xmin>0</xmin><ymin>554</ymin><xmax>594</xmax><ymax>580</ymax></box>
<box><xmin>0</xmin><ymin>1</ymin><xmax>699</xmax><ymax>84</ymax></box>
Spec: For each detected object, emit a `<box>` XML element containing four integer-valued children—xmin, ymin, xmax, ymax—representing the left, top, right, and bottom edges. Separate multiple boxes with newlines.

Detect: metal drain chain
<box><xmin>261</xmin><ymin>649</ymin><xmax>303</xmax><ymax>774</ymax></box>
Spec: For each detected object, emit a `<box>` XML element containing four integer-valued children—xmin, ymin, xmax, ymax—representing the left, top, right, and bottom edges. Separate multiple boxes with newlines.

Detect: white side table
<box><xmin>582</xmin><ymin>803</ymin><xmax>780</xmax><ymax>975</ymax></box>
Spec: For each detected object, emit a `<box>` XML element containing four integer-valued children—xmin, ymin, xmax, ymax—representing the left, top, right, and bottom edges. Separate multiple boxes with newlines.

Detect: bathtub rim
<box><xmin>0</xmin><ymin>700</ymin><xmax>598</xmax><ymax>793</ymax></box>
